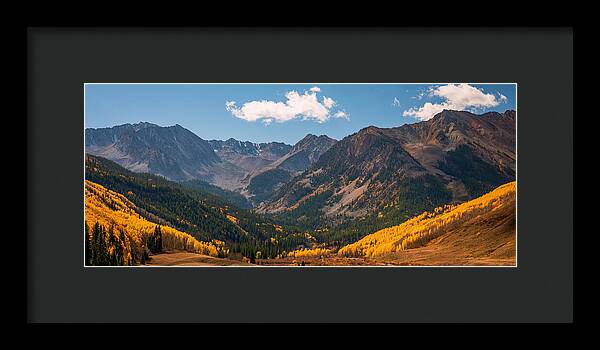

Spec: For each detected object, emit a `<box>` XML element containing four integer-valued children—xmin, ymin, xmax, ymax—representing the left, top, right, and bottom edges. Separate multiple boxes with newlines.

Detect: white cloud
<box><xmin>403</xmin><ymin>83</ymin><xmax>507</xmax><ymax>121</ymax></box>
<box><xmin>403</xmin><ymin>102</ymin><xmax>448</xmax><ymax>122</ymax></box>
<box><xmin>309</xmin><ymin>86</ymin><xmax>321</xmax><ymax>93</ymax></box>
<box><xmin>323</xmin><ymin>96</ymin><xmax>335</xmax><ymax>109</ymax></box>
<box><xmin>333</xmin><ymin>111</ymin><xmax>349</xmax><ymax>120</ymax></box>
<box><xmin>392</xmin><ymin>97</ymin><xmax>401</xmax><ymax>107</ymax></box>
<box><xmin>225</xmin><ymin>87</ymin><xmax>342</xmax><ymax>124</ymax></box>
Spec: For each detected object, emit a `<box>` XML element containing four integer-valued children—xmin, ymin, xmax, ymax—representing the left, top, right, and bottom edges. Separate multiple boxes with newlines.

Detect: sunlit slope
<box><xmin>338</xmin><ymin>181</ymin><xmax>516</xmax><ymax>265</ymax></box>
<box><xmin>85</xmin><ymin>180</ymin><xmax>222</xmax><ymax>263</ymax></box>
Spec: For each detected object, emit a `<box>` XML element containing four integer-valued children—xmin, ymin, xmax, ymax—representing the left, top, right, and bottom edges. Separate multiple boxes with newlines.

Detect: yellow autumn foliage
<box><xmin>286</xmin><ymin>247</ymin><xmax>331</xmax><ymax>258</ymax></box>
<box><xmin>226</xmin><ymin>214</ymin><xmax>239</xmax><ymax>225</ymax></box>
<box><xmin>85</xmin><ymin>180</ymin><xmax>221</xmax><ymax>261</ymax></box>
<box><xmin>338</xmin><ymin>181</ymin><xmax>516</xmax><ymax>258</ymax></box>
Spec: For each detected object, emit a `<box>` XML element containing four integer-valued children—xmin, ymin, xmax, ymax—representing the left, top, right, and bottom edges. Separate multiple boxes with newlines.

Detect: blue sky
<box><xmin>85</xmin><ymin>83</ymin><xmax>516</xmax><ymax>145</ymax></box>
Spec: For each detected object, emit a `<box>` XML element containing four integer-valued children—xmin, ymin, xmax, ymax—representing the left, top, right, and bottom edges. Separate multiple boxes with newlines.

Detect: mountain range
<box><xmin>86</xmin><ymin>123</ymin><xmax>336</xmax><ymax>204</ymax></box>
<box><xmin>85</xmin><ymin>109</ymin><xmax>516</xmax><ymax>226</ymax></box>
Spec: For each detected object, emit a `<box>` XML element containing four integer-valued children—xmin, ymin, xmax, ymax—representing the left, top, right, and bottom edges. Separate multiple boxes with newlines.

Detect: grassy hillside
<box><xmin>338</xmin><ymin>181</ymin><xmax>516</xmax><ymax>263</ymax></box>
<box><xmin>85</xmin><ymin>180</ymin><xmax>223</xmax><ymax>265</ymax></box>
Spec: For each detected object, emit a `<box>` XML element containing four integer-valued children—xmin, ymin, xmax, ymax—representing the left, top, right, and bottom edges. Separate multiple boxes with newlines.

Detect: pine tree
<box><xmin>85</xmin><ymin>222</ymin><xmax>92</xmax><ymax>266</ymax></box>
<box><xmin>107</xmin><ymin>224</ymin><xmax>117</xmax><ymax>265</ymax></box>
<box><xmin>115</xmin><ymin>229</ymin><xmax>125</xmax><ymax>266</ymax></box>
<box><xmin>92</xmin><ymin>222</ymin><xmax>102</xmax><ymax>265</ymax></box>
<box><xmin>150</xmin><ymin>225</ymin><xmax>162</xmax><ymax>254</ymax></box>
<box><xmin>93</xmin><ymin>222</ymin><xmax>108</xmax><ymax>265</ymax></box>
<box><xmin>156</xmin><ymin>225</ymin><xmax>162</xmax><ymax>253</ymax></box>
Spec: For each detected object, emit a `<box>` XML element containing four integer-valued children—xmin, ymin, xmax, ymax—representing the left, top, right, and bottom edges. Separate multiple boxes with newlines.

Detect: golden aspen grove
<box><xmin>285</xmin><ymin>247</ymin><xmax>331</xmax><ymax>258</ymax></box>
<box><xmin>85</xmin><ymin>180</ymin><xmax>223</xmax><ymax>265</ymax></box>
<box><xmin>337</xmin><ymin>182</ymin><xmax>516</xmax><ymax>259</ymax></box>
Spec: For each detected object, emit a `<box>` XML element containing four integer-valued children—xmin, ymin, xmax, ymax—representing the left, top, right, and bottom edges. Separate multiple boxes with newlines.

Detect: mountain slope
<box><xmin>179</xmin><ymin>179</ymin><xmax>252</xmax><ymax>209</ymax></box>
<box><xmin>85</xmin><ymin>154</ymin><xmax>313</xmax><ymax>258</ymax></box>
<box><xmin>85</xmin><ymin>180</ymin><xmax>223</xmax><ymax>265</ymax></box>
<box><xmin>241</xmin><ymin>134</ymin><xmax>337</xmax><ymax>204</ymax></box>
<box><xmin>86</xmin><ymin>122</ymin><xmax>227</xmax><ymax>182</ymax></box>
<box><xmin>257</xmin><ymin>126</ymin><xmax>452</xmax><ymax>222</ymax></box>
<box><xmin>259</xmin><ymin>110</ymin><xmax>515</xmax><ymax>226</ymax></box>
<box><xmin>337</xmin><ymin>181</ymin><xmax>516</xmax><ymax>265</ymax></box>
<box><xmin>384</xmin><ymin>109</ymin><xmax>516</xmax><ymax>197</ymax></box>
<box><xmin>269</xmin><ymin>134</ymin><xmax>338</xmax><ymax>173</ymax></box>
<box><xmin>85</xmin><ymin>154</ymin><xmax>260</xmax><ymax>243</ymax></box>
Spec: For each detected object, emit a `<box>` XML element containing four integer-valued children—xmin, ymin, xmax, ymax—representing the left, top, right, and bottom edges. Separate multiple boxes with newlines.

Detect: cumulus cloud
<box><xmin>225</xmin><ymin>87</ymin><xmax>344</xmax><ymax>124</ymax></box>
<box><xmin>403</xmin><ymin>83</ymin><xmax>507</xmax><ymax>121</ymax></box>
<box><xmin>323</xmin><ymin>96</ymin><xmax>335</xmax><ymax>109</ymax></box>
<box><xmin>333</xmin><ymin>111</ymin><xmax>349</xmax><ymax>120</ymax></box>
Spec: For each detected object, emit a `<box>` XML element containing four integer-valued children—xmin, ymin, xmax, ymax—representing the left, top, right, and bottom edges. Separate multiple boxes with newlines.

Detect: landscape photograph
<box><xmin>84</xmin><ymin>83</ymin><xmax>517</xmax><ymax>267</ymax></box>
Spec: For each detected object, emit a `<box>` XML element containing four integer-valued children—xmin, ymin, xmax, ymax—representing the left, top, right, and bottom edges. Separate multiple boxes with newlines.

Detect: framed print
<box><xmin>27</xmin><ymin>27</ymin><xmax>573</xmax><ymax>323</ymax></box>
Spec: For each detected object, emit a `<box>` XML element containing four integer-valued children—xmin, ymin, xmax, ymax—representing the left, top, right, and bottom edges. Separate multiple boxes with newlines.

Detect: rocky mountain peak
<box><xmin>131</xmin><ymin>121</ymin><xmax>160</xmax><ymax>131</ymax></box>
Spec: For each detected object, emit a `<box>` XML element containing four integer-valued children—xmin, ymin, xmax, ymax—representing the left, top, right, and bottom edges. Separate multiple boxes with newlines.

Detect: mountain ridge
<box><xmin>258</xmin><ymin>109</ymin><xmax>515</xmax><ymax>227</ymax></box>
<box><xmin>85</xmin><ymin>109</ymin><xmax>515</xmax><ymax>219</ymax></box>
<box><xmin>85</xmin><ymin>122</ymin><xmax>223</xmax><ymax>182</ymax></box>
<box><xmin>86</xmin><ymin>122</ymin><xmax>339</xmax><ymax>204</ymax></box>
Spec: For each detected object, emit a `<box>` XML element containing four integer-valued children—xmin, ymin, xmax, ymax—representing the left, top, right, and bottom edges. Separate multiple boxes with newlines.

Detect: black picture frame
<box><xmin>27</xmin><ymin>27</ymin><xmax>573</xmax><ymax>323</ymax></box>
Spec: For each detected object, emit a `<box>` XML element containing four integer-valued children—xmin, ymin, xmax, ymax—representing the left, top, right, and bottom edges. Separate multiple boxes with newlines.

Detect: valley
<box><xmin>84</xmin><ymin>109</ymin><xmax>517</xmax><ymax>266</ymax></box>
